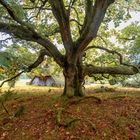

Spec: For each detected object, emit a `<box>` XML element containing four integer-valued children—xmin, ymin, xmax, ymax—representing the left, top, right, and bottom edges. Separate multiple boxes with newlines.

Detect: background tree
<box><xmin>0</xmin><ymin>42</ymin><xmax>37</xmax><ymax>87</ymax></box>
<box><xmin>116</xmin><ymin>23</ymin><xmax>140</xmax><ymax>87</ymax></box>
<box><xmin>0</xmin><ymin>0</ymin><xmax>140</xmax><ymax>97</ymax></box>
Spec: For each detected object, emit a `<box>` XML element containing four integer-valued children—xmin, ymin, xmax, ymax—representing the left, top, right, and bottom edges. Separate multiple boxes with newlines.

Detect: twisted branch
<box><xmin>85</xmin><ymin>45</ymin><xmax>139</xmax><ymax>72</ymax></box>
<box><xmin>0</xmin><ymin>49</ymin><xmax>48</xmax><ymax>87</ymax></box>
<box><xmin>0</xmin><ymin>71</ymin><xmax>24</xmax><ymax>87</ymax></box>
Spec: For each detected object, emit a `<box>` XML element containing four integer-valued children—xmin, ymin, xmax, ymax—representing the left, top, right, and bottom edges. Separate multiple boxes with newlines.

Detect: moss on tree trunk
<box><xmin>63</xmin><ymin>64</ymin><xmax>85</xmax><ymax>98</ymax></box>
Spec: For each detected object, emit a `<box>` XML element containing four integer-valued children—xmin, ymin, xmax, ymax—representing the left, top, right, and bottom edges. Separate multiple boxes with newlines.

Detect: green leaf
<box><xmin>0</xmin><ymin>52</ymin><xmax>12</xmax><ymax>67</ymax></box>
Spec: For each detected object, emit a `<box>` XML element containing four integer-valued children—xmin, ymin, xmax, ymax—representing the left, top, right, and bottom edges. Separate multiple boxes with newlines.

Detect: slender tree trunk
<box><xmin>63</xmin><ymin>63</ymin><xmax>85</xmax><ymax>98</ymax></box>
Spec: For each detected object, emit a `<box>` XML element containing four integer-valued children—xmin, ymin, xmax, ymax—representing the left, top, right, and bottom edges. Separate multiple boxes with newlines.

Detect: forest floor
<box><xmin>0</xmin><ymin>86</ymin><xmax>140</xmax><ymax>140</ymax></box>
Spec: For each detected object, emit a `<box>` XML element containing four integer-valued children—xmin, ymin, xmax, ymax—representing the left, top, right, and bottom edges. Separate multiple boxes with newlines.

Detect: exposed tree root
<box><xmin>57</xmin><ymin>118</ymin><xmax>81</xmax><ymax>128</ymax></box>
<box><xmin>55</xmin><ymin>108</ymin><xmax>80</xmax><ymax>127</ymax></box>
<box><xmin>65</xmin><ymin>96</ymin><xmax>102</xmax><ymax>107</ymax></box>
<box><xmin>78</xmin><ymin>96</ymin><xmax>102</xmax><ymax>103</ymax></box>
<box><xmin>107</xmin><ymin>95</ymin><xmax>128</xmax><ymax>100</ymax></box>
<box><xmin>55</xmin><ymin>107</ymin><xmax>96</xmax><ymax>131</ymax></box>
<box><xmin>54</xmin><ymin>96</ymin><xmax>100</xmax><ymax>129</ymax></box>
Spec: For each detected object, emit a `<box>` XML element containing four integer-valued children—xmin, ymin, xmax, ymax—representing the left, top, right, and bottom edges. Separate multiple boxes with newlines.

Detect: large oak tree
<box><xmin>0</xmin><ymin>0</ymin><xmax>139</xmax><ymax>97</ymax></box>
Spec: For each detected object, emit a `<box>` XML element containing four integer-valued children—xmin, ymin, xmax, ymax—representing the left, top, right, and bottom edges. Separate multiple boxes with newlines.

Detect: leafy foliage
<box><xmin>0</xmin><ymin>42</ymin><xmax>38</xmax><ymax>82</ymax></box>
<box><xmin>0</xmin><ymin>0</ymin><xmax>140</xmax><ymax>96</ymax></box>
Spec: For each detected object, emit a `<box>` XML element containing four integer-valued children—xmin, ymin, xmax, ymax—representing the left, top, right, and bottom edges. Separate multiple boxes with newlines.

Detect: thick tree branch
<box><xmin>84</xmin><ymin>45</ymin><xmax>140</xmax><ymax>76</ymax></box>
<box><xmin>27</xmin><ymin>49</ymin><xmax>51</xmax><ymax>72</ymax></box>
<box><xmin>0</xmin><ymin>22</ymin><xmax>64</xmax><ymax>66</ymax></box>
<box><xmin>0</xmin><ymin>22</ymin><xmax>34</xmax><ymax>41</ymax></box>
<box><xmin>76</xmin><ymin>0</ymin><xmax>115</xmax><ymax>52</ymax></box>
<box><xmin>0</xmin><ymin>1</ymin><xmax>64</xmax><ymax>66</ymax></box>
<box><xmin>84</xmin><ymin>65</ymin><xmax>138</xmax><ymax>76</ymax></box>
<box><xmin>36</xmin><ymin>38</ymin><xmax>64</xmax><ymax>66</ymax></box>
<box><xmin>80</xmin><ymin>0</ymin><xmax>94</xmax><ymax>37</ymax></box>
<box><xmin>49</xmin><ymin>0</ymin><xmax>73</xmax><ymax>52</ymax></box>
<box><xmin>0</xmin><ymin>0</ymin><xmax>33</xmax><ymax>31</ymax></box>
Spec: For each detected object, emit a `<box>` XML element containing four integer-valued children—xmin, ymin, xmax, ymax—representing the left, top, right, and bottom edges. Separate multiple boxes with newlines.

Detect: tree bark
<box><xmin>84</xmin><ymin>65</ymin><xmax>139</xmax><ymax>76</ymax></box>
<box><xmin>63</xmin><ymin>63</ymin><xmax>85</xmax><ymax>98</ymax></box>
<box><xmin>1</xmin><ymin>0</ymin><xmax>139</xmax><ymax>98</ymax></box>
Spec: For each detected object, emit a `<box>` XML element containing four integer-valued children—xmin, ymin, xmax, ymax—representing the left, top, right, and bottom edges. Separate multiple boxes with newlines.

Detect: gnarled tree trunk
<box><xmin>63</xmin><ymin>63</ymin><xmax>85</xmax><ymax>97</ymax></box>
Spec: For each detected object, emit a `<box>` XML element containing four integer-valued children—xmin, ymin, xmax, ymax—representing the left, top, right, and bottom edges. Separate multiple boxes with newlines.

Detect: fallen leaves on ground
<box><xmin>0</xmin><ymin>88</ymin><xmax>140</xmax><ymax>140</ymax></box>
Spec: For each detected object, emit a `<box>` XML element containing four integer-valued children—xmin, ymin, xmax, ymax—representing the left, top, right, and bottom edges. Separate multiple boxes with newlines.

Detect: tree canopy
<box><xmin>0</xmin><ymin>0</ymin><xmax>140</xmax><ymax>97</ymax></box>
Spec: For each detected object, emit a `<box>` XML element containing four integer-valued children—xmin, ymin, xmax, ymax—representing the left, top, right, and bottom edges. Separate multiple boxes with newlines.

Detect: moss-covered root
<box><xmin>55</xmin><ymin>108</ymin><xmax>80</xmax><ymax>128</ymax></box>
